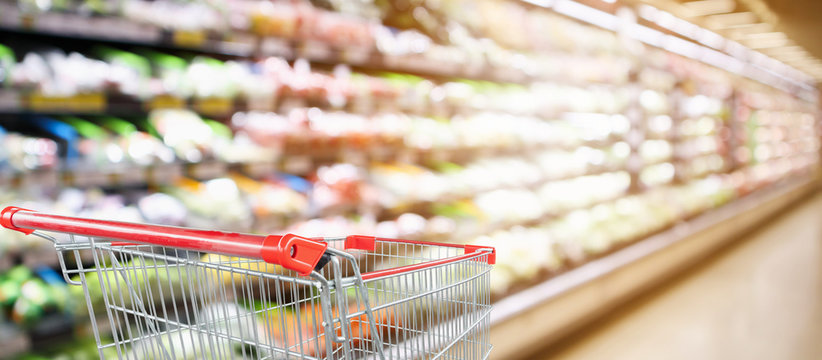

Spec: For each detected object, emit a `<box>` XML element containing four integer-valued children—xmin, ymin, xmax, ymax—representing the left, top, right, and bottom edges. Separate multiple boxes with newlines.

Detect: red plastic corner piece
<box><xmin>344</xmin><ymin>235</ymin><xmax>377</xmax><ymax>251</ymax></box>
<box><xmin>261</xmin><ymin>233</ymin><xmax>328</xmax><ymax>276</ymax></box>
<box><xmin>465</xmin><ymin>245</ymin><xmax>495</xmax><ymax>265</ymax></box>
<box><xmin>0</xmin><ymin>207</ymin><xmax>35</xmax><ymax>235</ymax></box>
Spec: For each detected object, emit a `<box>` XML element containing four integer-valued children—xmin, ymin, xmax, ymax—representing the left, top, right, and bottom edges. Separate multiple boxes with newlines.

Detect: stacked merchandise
<box><xmin>0</xmin><ymin>0</ymin><xmax>818</xmax><ymax>357</ymax></box>
<box><xmin>731</xmin><ymin>84</ymin><xmax>819</xmax><ymax>194</ymax></box>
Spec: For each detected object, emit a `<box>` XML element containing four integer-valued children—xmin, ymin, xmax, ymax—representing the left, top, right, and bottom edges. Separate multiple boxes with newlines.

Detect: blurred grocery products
<box><xmin>0</xmin><ymin>0</ymin><xmax>819</xmax><ymax>357</ymax></box>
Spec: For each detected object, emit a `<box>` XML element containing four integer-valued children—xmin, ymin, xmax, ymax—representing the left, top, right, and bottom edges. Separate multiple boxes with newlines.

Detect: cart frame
<box><xmin>1</xmin><ymin>206</ymin><xmax>495</xmax><ymax>359</ymax></box>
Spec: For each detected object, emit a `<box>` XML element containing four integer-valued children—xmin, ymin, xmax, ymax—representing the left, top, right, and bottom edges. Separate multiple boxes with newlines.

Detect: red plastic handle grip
<box><xmin>0</xmin><ymin>207</ymin><xmax>327</xmax><ymax>276</ymax></box>
<box><xmin>261</xmin><ymin>234</ymin><xmax>328</xmax><ymax>276</ymax></box>
<box><xmin>0</xmin><ymin>207</ymin><xmax>35</xmax><ymax>235</ymax></box>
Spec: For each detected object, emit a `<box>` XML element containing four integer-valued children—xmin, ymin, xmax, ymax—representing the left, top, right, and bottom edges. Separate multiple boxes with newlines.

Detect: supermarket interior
<box><xmin>0</xmin><ymin>0</ymin><xmax>821</xmax><ymax>359</ymax></box>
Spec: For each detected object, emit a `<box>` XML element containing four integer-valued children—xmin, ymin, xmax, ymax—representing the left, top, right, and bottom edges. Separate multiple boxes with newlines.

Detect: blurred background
<box><xmin>0</xmin><ymin>0</ymin><xmax>820</xmax><ymax>359</ymax></box>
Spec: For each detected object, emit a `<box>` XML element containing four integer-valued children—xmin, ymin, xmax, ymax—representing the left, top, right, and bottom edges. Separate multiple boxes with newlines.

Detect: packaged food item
<box><xmin>0</xmin><ymin>43</ymin><xmax>13</xmax><ymax>87</ymax></box>
<box><xmin>241</xmin><ymin>0</ymin><xmax>299</xmax><ymax>38</ymax></box>
<box><xmin>639</xmin><ymin>140</ymin><xmax>673</xmax><ymax>164</ymax></box>
<box><xmin>310</xmin><ymin>163</ymin><xmax>368</xmax><ymax>214</ymax></box>
<box><xmin>0</xmin><ymin>128</ymin><xmax>60</xmax><ymax>171</ymax></box>
<box><xmin>96</xmin><ymin>47</ymin><xmax>151</xmax><ymax>97</ymax></box>
<box><xmin>10</xmin><ymin>50</ymin><xmax>108</xmax><ymax>96</ymax></box>
<box><xmin>163</xmin><ymin>177</ymin><xmax>254</xmax><ymax>232</ymax></box>
<box><xmin>137</xmin><ymin>192</ymin><xmax>187</xmax><ymax>226</ymax></box>
<box><xmin>101</xmin><ymin>116</ymin><xmax>175</xmax><ymax>165</ymax></box>
<box><xmin>122</xmin><ymin>0</ymin><xmax>224</xmax><ymax>32</ymax></box>
<box><xmin>230</xmin><ymin>172</ymin><xmax>309</xmax><ymax>233</ymax></box>
<box><xmin>300</xmin><ymin>8</ymin><xmax>376</xmax><ymax>48</ymax></box>
<box><xmin>32</xmin><ymin>116</ymin><xmax>82</xmax><ymax>165</ymax></box>
<box><xmin>148</xmin><ymin>109</ymin><xmax>216</xmax><ymax>162</ymax></box>
<box><xmin>204</xmin><ymin>118</ymin><xmax>278</xmax><ymax>163</ymax></box>
<box><xmin>370</xmin><ymin>163</ymin><xmax>447</xmax><ymax>208</ymax></box>
<box><xmin>186</xmin><ymin>57</ymin><xmax>238</xmax><ymax>100</ymax></box>
<box><xmin>62</xmin><ymin>116</ymin><xmax>126</xmax><ymax>166</ymax></box>
<box><xmin>141</xmin><ymin>50</ymin><xmax>191</xmax><ymax>99</ymax></box>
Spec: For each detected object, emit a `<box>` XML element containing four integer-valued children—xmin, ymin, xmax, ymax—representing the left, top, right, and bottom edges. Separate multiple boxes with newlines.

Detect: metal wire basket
<box><xmin>1</xmin><ymin>206</ymin><xmax>495</xmax><ymax>359</ymax></box>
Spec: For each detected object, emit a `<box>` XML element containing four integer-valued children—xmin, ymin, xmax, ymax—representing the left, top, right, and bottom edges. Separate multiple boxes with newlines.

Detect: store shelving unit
<box><xmin>0</xmin><ymin>0</ymin><xmax>819</xmax><ymax>358</ymax></box>
<box><xmin>0</xmin><ymin>2</ymin><xmax>532</xmax><ymax>84</ymax></box>
<box><xmin>489</xmin><ymin>173</ymin><xmax>818</xmax><ymax>359</ymax></box>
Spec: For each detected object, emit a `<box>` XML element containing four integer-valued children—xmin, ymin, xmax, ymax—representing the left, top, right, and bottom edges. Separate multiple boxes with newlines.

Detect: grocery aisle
<box><xmin>540</xmin><ymin>190</ymin><xmax>822</xmax><ymax>360</ymax></box>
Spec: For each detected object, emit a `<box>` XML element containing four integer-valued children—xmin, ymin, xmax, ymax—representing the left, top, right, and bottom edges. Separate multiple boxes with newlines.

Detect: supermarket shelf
<box><xmin>0</xmin><ymin>7</ymin><xmax>644</xmax><ymax>88</ymax></box>
<box><xmin>0</xmin><ymin>160</ymin><xmax>278</xmax><ymax>189</ymax></box>
<box><xmin>517</xmin><ymin>0</ymin><xmax>816</xmax><ymax>98</ymax></box>
<box><xmin>674</xmin><ymin>166</ymin><xmax>731</xmax><ymax>184</ymax></box>
<box><xmin>463</xmin><ymin>190</ymin><xmax>627</xmax><ymax>240</ymax></box>
<box><xmin>0</xmin><ymin>88</ymin><xmax>628</xmax><ymax>121</ymax></box>
<box><xmin>0</xmin><ymin>137</ymin><xmax>624</xmax><ymax>192</ymax></box>
<box><xmin>0</xmin><ymin>10</ymin><xmax>527</xmax><ymax>84</ymax></box>
<box><xmin>0</xmin><ymin>140</ymin><xmax>623</xmax><ymax>190</ymax></box>
<box><xmin>384</xmin><ymin>167</ymin><xmax>625</xmax><ymax>215</ymax></box>
<box><xmin>0</xmin><ymin>14</ymin><xmax>255</xmax><ymax>58</ymax></box>
<box><xmin>488</xmin><ymin>172</ymin><xmax>819</xmax><ymax>359</ymax></box>
<box><xmin>0</xmin><ymin>90</ymin><xmax>240</xmax><ymax>118</ymax></box>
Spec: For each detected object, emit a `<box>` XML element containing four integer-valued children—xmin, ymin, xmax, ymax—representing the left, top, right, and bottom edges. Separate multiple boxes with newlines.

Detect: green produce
<box><xmin>69</xmin><ymin>258</ymin><xmax>188</xmax><ymax>316</ymax></box>
<box><xmin>20</xmin><ymin>278</ymin><xmax>52</xmax><ymax>308</ymax></box>
<box><xmin>11</xmin><ymin>296</ymin><xmax>43</xmax><ymax>326</ymax></box>
<box><xmin>0</xmin><ymin>265</ymin><xmax>34</xmax><ymax>307</ymax></box>
<box><xmin>0</xmin><ymin>279</ymin><xmax>22</xmax><ymax>307</ymax></box>
<box><xmin>7</xmin><ymin>265</ymin><xmax>33</xmax><ymax>283</ymax></box>
<box><xmin>0</xmin><ymin>43</ymin><xmax>13</xmax><ymax>86</ymax></box>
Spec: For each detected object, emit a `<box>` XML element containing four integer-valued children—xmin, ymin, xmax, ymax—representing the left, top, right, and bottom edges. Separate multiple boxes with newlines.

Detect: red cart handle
<box><xmin>0</xmin><ymin>207</ymin><xmax>327</xmax><ymax>276</ymax></box>
<box><xmin>0</xmin><ymin>208</ymin><xmax>495</xmax><ymax>278</ymax></box>
<box><xmin>344</xmin><ymin>235</ymin><xmax>494</xmax><ymax>281</ymax></box>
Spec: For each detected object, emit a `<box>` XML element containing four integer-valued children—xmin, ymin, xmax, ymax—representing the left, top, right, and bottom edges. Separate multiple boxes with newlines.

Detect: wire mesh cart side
<box><xmin>0</xmin><ymin>206</ymin><xmax>495</xmax><ymax>359</ymax></box>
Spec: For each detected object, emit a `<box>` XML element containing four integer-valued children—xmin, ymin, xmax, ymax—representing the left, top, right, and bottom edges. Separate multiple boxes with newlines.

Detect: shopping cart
<box><xmin>0</xmin><ymin>206</ymin><xmax>494</xmax><ymax>359</ymax></box>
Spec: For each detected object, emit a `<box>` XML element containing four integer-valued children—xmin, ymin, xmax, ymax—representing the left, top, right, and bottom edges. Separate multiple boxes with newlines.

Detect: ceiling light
<box><xmin>522</xmin><ymin>0</ymin><xmax>555</xmax><ymax>7</ymax></box>
<box><xmin>772</xmin><ymin>51</ymin><xmax>810</xmax><ymax>61</ymax></box>
<box><xmin>768</xmin><ymin>45</ymin><xmax>805</xmax><ymax>54</ymax></box>
<box><xmin>628</xmin><ymin>23</ymin><xmax>665</xmax><ymax>46</ymax></box>
<box><xmin>705</xmin><ymin>12</ymin><xmax>758</xmax><ymax>29</ymax></box>
<box><xmin>553</xmin><ymin>0</ymin><xmax>618</xmax><ymax>31</ymax></box>
<box><xmin>724</xmin><ymin>40</ymin><xmax>748</xmax><ymax>59</ymax></box>
<box><xmin>744</xmin><ymin>32</ymin><xmax>787</xmax><ymax>41</ymax></box>
<box><xmin>682</xmin><ymin>0</ymin><xmax>736</xmax><ymax>17</ymax></box>
<box><xmin>696</xmin><ymin>28</ymin><xmax>725</xmax><ymax>49</ymax></box>
<box><xmin>760</xmin><ymin>47</ymin><xmax>807</xmax><ymax>58</ymax></box>
<box><xmin>724</xmin><ymin>23</ymin><xmax>772</xmax><ymax>39</ymax></box>
<box><xmin>738</xmin><ymin>0</ymin><xmax>779</xmax><ymax>24</ymax></box>
<box><xmin>779</xmin><ymin>55</ymin><xmax>812</xmax><ymax>64</ymax></box>
<box><xmin>638</xmin><ymin>4</ymin><xmax>659</xmax><ymax>22</ymax></box>
<box><xmin>742</xmin><ymin>32</ymin><xmax>789</xmax><ymax>49</ymax></box>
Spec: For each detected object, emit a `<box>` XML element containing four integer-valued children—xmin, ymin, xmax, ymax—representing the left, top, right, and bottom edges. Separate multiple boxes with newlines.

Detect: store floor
<box><xmin>539</xmin><ymin>190</ymin><xmax>822</xmax><ymax>360</ymax></box>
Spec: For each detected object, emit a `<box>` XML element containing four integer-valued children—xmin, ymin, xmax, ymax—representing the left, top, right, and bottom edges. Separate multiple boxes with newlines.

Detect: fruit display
<box><xmin>0</xmin><ymin>265</ymin><xmax>72</xmax><ymax>328</ymax></box>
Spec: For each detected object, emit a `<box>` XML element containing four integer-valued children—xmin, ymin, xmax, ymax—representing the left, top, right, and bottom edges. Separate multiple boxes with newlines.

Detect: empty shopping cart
<box><xmin>0</xmin><ymin>206</ymin><xmax>495</xmax><ymax>359</ymax></box>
